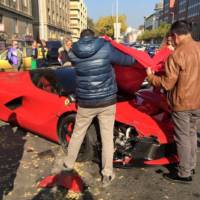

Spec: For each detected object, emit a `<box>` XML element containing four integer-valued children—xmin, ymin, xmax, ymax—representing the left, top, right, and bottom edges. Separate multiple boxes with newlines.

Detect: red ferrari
<box><xmin>0</xmin><ymin>40</ymin><xmax>178</xmax><ymax>168</ymax></box>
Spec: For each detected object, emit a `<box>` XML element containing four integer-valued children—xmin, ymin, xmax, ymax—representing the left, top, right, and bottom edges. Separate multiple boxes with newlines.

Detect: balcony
<box><xmin>70</xmin><ymin>23</ymin><xmax>80</xmax><ymax>29</ymax></box>
<box><xmin>70</xmin><ymin>14</ymin><xmax>80</xmax><ymax>19</ymax></box>
<box><xmin>70</xmin><ymin>5</ymin><xmax>80</xmax><ymax>10</ymax></box>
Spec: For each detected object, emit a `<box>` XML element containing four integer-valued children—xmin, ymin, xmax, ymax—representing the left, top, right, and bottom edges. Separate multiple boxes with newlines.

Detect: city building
<box><xmin>154</xmin><ymin>0</ymin><xmax>164</xmax><ymax>28</ymax></box>
<box><xmin>163</xmin><ymin>0</ymin><xmax>175</xmax><ymax>23</ymax></box>
<box><xmin>0</xmin><ymin>0</ymin><xmax>33</xmax><ymax>44</ymax></box>
<box><xmin>144</xmin><ymin>13</ymin><xmax>157</xmax><ymax>30</ymax></box>
<box><xmin>174</xmin><ymin>0</ymin><xmax>200</xmax><ymax>40</ymax></box>
<box><xmin>124</xmin><ymin>26</ymin><xmax>144</xmax><ymax>43</ymax></box>
<box><xmin>32</xmin><ymin>0</ymin><xmax>71</xmax><ymax>41</ymax></box>
<box><xmin>70</xmin><ymin>0</ymin><xmax>87</xmax><ymax>41</ymax></box>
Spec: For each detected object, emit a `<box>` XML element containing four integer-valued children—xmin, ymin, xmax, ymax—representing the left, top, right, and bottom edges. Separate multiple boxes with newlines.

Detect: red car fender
<box><xmin>56</xmin><ymin>100</ymin><xmax>77</xmax><ymax>118</ymax></box>
<box><xmin>115</xmin><ymin>101</ymin><xmax>174</xmax><ymax>144</ymax></box>
<box><xmin>0</xmin><ymin>103</ymin><xmax>15</xmax><ymax>122</ymax></box>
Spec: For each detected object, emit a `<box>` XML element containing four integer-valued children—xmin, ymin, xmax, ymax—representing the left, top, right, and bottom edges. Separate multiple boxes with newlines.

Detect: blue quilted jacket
<box><xmin>69</xmin><ymin>36</ymin><xmax>135</xmax><ymax>108</ymax></box>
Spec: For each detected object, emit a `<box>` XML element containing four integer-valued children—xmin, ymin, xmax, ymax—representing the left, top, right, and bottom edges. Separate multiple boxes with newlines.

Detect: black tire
<box><xmin>58</xmin><ymin>114</ymin><xmax>99</xmax><ymax>161</ymax></box>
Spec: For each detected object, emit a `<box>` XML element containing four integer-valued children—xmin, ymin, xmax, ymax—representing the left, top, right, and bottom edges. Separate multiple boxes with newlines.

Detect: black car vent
<box><xmin>5</xmin><ymin>97</ymin><xmax>23</xmax><ymax>110</ymax></box>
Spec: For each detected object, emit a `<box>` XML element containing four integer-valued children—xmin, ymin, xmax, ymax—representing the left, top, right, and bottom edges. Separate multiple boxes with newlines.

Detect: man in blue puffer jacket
<box><xmin>64</xmin><ymin>29</ymin><xmax>135</xmax><ymax>187</ymax></box>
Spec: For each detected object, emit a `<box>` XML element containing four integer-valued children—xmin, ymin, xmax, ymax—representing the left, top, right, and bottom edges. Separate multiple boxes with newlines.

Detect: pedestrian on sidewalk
<box><xmin>7</xmin><ymin>40</ymin><xmax>22</xmax><ymax>71</ymax></box>
<box><xmin>37</xmin><ymin>39</ymin><xmax>48</xmax><ymax>68</ymax></box>
<box><xmin>30</xmin><ymin>40</ymin><xmax>38</xmax><ymax>70</ymax></box>
<box><xmin>146</xmin><ymin>20</ymin><xmax>200</xmax><ymax>184</ymax></box>
<box><xmin>63</xmin><ymin>29</ymin><xmax>135</xmax><ymax>187</ymax></box>
<box><xmin>58</xmin><ymin>36</ymin><xmax>72</xmax><ymax>67</ymax></box>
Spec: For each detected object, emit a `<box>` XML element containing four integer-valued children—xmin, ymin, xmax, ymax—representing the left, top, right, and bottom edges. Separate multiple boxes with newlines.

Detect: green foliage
<box><xmin>138</xmin><ymin>23</ymin><xmax>171</xmax><ymax>41</ymax></box>
<box><xmin>95</xmin><ymin>15</ymin><xmax>128</xmax><ymax>38</ymax></box>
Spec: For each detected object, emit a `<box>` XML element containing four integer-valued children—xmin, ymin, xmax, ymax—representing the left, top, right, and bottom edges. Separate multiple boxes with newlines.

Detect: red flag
<box><xmin>169</xmin><ymin>0</ymin><xmax>175</xmax><ymax>8</ymax></box>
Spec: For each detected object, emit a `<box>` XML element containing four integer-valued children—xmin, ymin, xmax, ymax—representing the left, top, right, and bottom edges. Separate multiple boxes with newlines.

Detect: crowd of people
<box><xmin>5</xmin><ymin>36</ymin><xmax>73</xmax><ymax>71</ymax></box>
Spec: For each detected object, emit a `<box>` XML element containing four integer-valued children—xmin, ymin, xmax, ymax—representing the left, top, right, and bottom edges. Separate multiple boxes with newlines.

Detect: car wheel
<box><xmin>58</xmin><ymin>114</ymin><xmax>99</xmax><ymax>161</ymax></box>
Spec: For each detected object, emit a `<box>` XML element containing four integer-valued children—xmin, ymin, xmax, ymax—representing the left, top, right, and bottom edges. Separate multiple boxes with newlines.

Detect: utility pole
<box><xmin>116</xmin><ymin>0</ymin><xmax>119</xmax><ymax>42</ymax></box>
<box><xmin>112</xmin><ymin>3</ymin><xmax>114</xmax><ymax>18</ymax></box>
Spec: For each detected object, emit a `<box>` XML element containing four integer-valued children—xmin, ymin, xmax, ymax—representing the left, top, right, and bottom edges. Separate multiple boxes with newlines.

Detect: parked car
<box><xmin>130</xmin><ymin>43</ymin><xmax>146</xmax><ymax>51</ymax></box>
<box><xmin>0</xmin><ymin>66</ymin><xmax>177</xmax><ymax>168</ymax></box>
<box><xmin>145</xmin><ymin>45</ymin><xmax>160</xmax><ymax>57</ymax></box>
<box><xmin>46</xmin><ymin>40</ymin><xmax>62</xmax><ymax>66</ymax></box>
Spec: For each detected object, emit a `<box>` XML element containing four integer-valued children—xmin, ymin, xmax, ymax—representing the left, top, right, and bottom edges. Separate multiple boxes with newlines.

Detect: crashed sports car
<box><xmin>0</xmin><ymin>39</ymin><xmax>177</xmax><ymax>168</ymax></box>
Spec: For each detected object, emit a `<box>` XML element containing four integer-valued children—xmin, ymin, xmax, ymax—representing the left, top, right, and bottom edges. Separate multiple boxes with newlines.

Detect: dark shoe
<box><xmin>102</xmin><ymin>174</ymin><xmax>115</xmax><ymax>188</ymax></box>
<box><xmin>163</xmin><ymin>173</ymin><xmax>192</xmax><ymax>184</ymax></box>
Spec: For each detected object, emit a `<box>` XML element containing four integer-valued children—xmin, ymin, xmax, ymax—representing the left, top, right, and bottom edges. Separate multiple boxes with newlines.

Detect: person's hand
<box><xmin>146</xmin><ymin>67</ymin><xmax>154</xmax><ymax>76</ymax></box>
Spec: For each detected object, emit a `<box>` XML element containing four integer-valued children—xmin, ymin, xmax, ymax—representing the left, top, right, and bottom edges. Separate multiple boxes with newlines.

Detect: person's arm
<box><xmin>17</xmin><ymin>49</ymin><xmax>23</xmax><ymax>71</ymax></box>
<box><xmin>110</xmin><ymin>45</ymin><xmax>135</xmax><ymax>66</ymax></box>
<box><xmin>147</xmin><ymin>55</ymin><xmax>180</xmax><ymax>91</ymax></box>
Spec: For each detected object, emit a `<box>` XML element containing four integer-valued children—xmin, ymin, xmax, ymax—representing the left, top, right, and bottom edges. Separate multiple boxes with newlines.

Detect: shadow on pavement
<box><xmin>31</xmin><ymin>170</ymin><xmax>94</xmax><ymax>200</ymax></box>
<box><xmin>0</xmin><ymin>125</ymin><xmax>26</xmax><ymax>200</ymax></box>
<box><xmin>198</xmin><ymin>132</ymin><xmax>200</xmax><ymax>147</ymax></box>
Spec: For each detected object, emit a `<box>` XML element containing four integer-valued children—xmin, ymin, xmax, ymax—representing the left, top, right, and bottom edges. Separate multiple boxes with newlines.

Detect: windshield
<box><xmin>30</xmin><ymin>67</ymin><xmax>77</xmax><ymax>95</ymax></box>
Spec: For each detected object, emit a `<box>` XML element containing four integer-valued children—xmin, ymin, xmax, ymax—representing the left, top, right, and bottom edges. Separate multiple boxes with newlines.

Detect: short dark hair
<box><xmin>80</xmin><ymin>29</ymin><xmax>95</xmax><ymax>38</ymax></box>
<box><xmin>170</xmin><ymin>20</ymin><xmax>192</xmax><ymax>36</ymax></box>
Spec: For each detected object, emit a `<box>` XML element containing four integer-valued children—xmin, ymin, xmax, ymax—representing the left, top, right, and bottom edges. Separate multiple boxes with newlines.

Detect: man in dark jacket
<box><xmin>64</xmin><ymin>29</ymin><xmax>135</xmax><ymax>187</ymax></box>
<box><xmin>147</xmin><ymin>21</ymin><xmax>200</xmax><ymax>184</ymax></box>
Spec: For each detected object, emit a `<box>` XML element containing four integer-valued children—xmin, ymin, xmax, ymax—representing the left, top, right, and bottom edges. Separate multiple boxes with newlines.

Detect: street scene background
<box><xmin>1</xmin><ymin>0</ymin><xmax>200</xmax><ymax>200</ymax></box>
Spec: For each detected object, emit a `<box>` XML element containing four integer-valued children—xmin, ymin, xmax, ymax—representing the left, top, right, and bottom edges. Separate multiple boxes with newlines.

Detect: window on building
<box><xmin>179</xmin><ymin>0</ymin><xmax>187</xmax><ymax>14</ymax></box>
<box><xmin>188</xmin><ymin>0</ymin><xmax>200</xmax><ymax>18</ymax></box>
<box><xmin>26</xmin><ymin>22</ymin><xmax>29</xmax><ymax>35</ymax></box>
<box><xmin>5</xmin><ymin>0</ymin><xmax>10</xmax><ymax>6</ymax></box>
<box><xmin>52</xmin><ymin>12</ymin><xmax>55</xmax><ymax>23</ymax></box>
<box><xmin>23</xmin><ymin>0</ymin><xmax>27</xmax><ymax>7</ymax></box>
<box><xmin>13</xmin><ymin>18</ymin><xmax>18</xmax><ymax>34</ymax></box>
<box><xmin>0</xmin><ymin>0</ymin><xmax>5</xmax><ymax>5</ymax></box>
<box><xmin>17</xmin><ymin>0</ymin><xmax>23</xmax><ymax>11</ymax></box>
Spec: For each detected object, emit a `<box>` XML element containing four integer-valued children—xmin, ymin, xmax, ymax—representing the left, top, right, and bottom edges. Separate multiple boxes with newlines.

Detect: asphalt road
<box><xmin>0</xmin><ymin>121</ymin><xmax>200</xmax><ymax>200</ymax></box>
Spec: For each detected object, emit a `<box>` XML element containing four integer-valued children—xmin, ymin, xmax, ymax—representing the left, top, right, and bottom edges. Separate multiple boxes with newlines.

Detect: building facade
<box><xmin>154</xmin><ymin>1</ymin><xmax>164</xmax><ymax>28</ymax></box>
<box><xmin>32</xmin><ymin>0</ymin><xmax>71</xmax><ymax>41</ymax></box>
<box><xmin>162</xmin><ymin>0</ymin><xmax>200</xmax><ymax>40</ymax></box>
<box><xmin>0</xmin><ymin>0</ymin><xmax>33</xmax><ymax>43</ymax></box>
<box><xmin>70</xmin><ymin>0</ymin><xmax>87</xmax><ymax>41</ymax></box>
<box><xmin>174</xmin><ymin>0</ymin><xmax>200</xmax><ymax>40</ymax></box>
<box><xmin>163</xmin><ymin>0</ymin><xmax>176</xmax><ymax>23</ymax></box>
<box><xmin>144</xmin><ymin>13</ymin><xmax>157</xmax><ymax>30</ymax></box>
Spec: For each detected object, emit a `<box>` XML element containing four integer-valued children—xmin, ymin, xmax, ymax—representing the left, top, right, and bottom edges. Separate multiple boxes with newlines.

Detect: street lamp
<box><xmin>114</xmin><ymin>0</ymin><xmax>120</xmax><ymax>42</ymax></box>
<box><xmin>116</xmin><ymin>0</ymin><xmax>119</xmax><ymax>41</ymax></box>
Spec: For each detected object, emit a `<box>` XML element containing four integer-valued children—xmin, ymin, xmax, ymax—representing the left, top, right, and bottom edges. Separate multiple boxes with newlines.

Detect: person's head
<box><xmin>170</xmin><ymin>20</ymin><xmax>192</xmax><ymax>46</ymax></box>
<box><xmin>166</xmin><ymin>34</ymin><xmax>173</xmax><ymax>46</ymax></box>
<box><xmin>32</xmin><ymin>40</ymin><xmax>38</xmax><ymax>48</ymax></box>
<box><xmin>41</xmin><ymin>39</ymin><xmax>46</xmax><ymax>47</ymax></box>
<box><xmin>64</xmin><ymin>36</ymin><xmax>72</xmax><ymax>49</ymax></box>
<box><xmin>163</xmin><ymin>32</ymin><xmax>175</xmax><ymax>51</ymax></box>
<box><xmin>12</xmin><ymin>40</ymin><xmax>18</xmax><ymax>49</ymax></box>
<box><xmin>80</xmin><ymin>29</ymin><xmax>95</xmax><ymax>38</ymax></box>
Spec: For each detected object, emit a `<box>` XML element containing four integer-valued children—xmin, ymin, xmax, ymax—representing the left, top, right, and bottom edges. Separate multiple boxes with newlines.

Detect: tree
<box><xmin>95</xmin><ymin>15</ymin><xmax>128</xmax><ymax>38</ymax></box>
<box><xmin>137</xmin><ymin>23</ymin><xmax>171</xmax><ymax>42</ymax></box>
